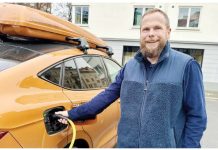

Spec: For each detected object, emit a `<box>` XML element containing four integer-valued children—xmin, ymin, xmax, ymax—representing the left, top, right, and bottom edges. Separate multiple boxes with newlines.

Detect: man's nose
<box><xmin>148</xmin><ymin>29</ymin><xmax>155</xmax><ymax>37</ymax></box>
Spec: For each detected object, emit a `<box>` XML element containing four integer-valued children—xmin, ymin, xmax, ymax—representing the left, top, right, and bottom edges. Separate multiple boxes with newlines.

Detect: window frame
<box><xmin>38</xmin><ymin>54</ymin><xmax>120</xmax><ymax>91</ymax></box>
<box><xmin>62</xmin><ymin>57</ymin><xmax>83</xmax><ymax>90</ymax></box>
<box><xmin>122</xmin><ymin>45</ymin><xmax>140</xmax><ymax>65</ymax></box>
<box><xmin>177</xmin><ymin>6</ymin><xmax>202</xmax><ymax>30</ymax></box>
<box><xmin>101</xmin><ymin>56</ymin><xmax>122</xmax><ymax>84</ymax></box>
<box><xmin>132</xmin><ymin>5</ymin><xmax>155</xmax><ymax>28</ymax></box>
<box><xmin>73</xmin><ymin>5</ymin><xmax>89</xmax><ymax>26</ymax></box>
<box><xmin>38</xmin><ymin>60</ymin><xmax>64</xmax><ymax>87</ymax></box>
<box><xmin>172</xmin><ymin>47</ymin><xmax>204</xmax><ymax>67</ymax></box>
<box><xmin>73</xmin><ymin>55</ymin><xmax>110</xmax><ymax>90</ymax></box>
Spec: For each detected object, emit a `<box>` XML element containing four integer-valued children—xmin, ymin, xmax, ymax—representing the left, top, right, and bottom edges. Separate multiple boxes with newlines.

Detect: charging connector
<box><xmin>53</xmin><ymin>114</ymin><xmax>76</xmax><ymax>149</ymax></box>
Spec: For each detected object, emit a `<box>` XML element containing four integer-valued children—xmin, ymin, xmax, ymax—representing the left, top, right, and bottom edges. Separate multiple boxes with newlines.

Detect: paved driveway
<box><xmin>201</xmin><ymin>97</ymin><xmax>218</xmax><ymax>148</ymax></box>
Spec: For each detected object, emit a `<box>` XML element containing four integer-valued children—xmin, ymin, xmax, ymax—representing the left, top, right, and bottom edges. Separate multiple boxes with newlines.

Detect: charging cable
<box><xmin>54</xmin><ymin>114</ymin><xmax>76</xmax><ymax>148</ymax></box>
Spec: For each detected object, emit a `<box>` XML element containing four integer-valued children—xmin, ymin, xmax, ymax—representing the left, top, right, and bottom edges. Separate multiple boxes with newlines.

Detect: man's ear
<box><xmin>167</xmin><ymin>28</ymin><xmax>171</xmax><ymax>39</ymax></box>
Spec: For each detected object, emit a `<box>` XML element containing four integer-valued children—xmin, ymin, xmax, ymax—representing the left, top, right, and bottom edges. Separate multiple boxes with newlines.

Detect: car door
<box><xmin>62</xmin><ymin>55</ymin><xmax>119</xmax><ymax>147</ymax></box>
<box><xmin>8</xmin><ymin>63</ymin><xmax>72</xmax><ymax>148</ymax></box>
<box><xmin>38</xmin><ymin>63</ymin><xmax>73</xmax><ymax>148</ymax></box>
<box><xmin>102</xmin><ymin>56</ymin><xmax>122</xmax><ymax>126</ymax></box>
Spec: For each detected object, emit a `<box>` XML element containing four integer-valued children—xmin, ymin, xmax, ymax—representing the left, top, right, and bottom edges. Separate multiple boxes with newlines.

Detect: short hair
<box><xmin>141</xmin><ymin>8</ymin><xmax>170</xmax><ymax>28</ymax></box>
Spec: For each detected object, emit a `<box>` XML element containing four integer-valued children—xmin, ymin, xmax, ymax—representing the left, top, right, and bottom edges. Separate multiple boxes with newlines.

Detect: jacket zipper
<box><xmin>138</xmin><ymin>78</ymin><xmax>149</xmax><ymax>147</ymax></box>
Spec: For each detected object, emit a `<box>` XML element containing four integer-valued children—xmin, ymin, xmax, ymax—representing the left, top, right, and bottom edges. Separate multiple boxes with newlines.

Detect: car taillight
<box><xmin>0</xmin><ymin>131</ymin><xmax>8</xmax><ymax>139</ymax></box>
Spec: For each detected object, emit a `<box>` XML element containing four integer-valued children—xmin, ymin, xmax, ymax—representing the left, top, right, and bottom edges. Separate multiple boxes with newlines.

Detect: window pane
<box><xmin>123</xmin><ymin>46</ymin><xmax>139</xmax><ymax>65</ymax></box>
<box><xmin>189</xmin><ymin>49</ymin><xmax>204</xmax><ymax>66</ymax></box>
<box><xmin>173</xmin><ymin>47</ymin><xmax>204</xmax><ymax>67</ymax></box>
<box><xmin>103</xmin><ymin>58</ymin><xmax>121</xmax><ymax>83</ymax></box>
<box><xmin>82</xmin><ymin>6</ymin><xmax>89</xmax><ymax>24</ymax></box>
<box><xmin>189</xmin><ymin>7</ymin><xmax>200</xmax><ymax>27</ymax></box>
<box><xmin>64</xmin><ymin>59</ymin><xmax>82</xmax><ymax>89</ymax></box>
<box><xmin>177</xmin><ymin>8</ymin><xmax>189</xmax><ymax>27</ymax></box>
<box><xmin>144</xmin><ymin>7</ymin><xmax>153</xmax><ymax>13</ymax></box>
<box><xmin>75</xmin><ymin>7</ymin><xmax>81</xmax><ymax>24</ymax></box>
<box><xmin>41</xmin><ymin>64</ymin><xmax>62</xmax><ymax>85</ymax></box>
<box><xmin>75</xmin><ymin>56</ymin><xmax>108</xmax><ymax>89</ymax></box>
<box><xmin>133</xmin><ymin>8</ymin><xmax>143</xmax><ymax>26</ymax></box>
<box><xmin>0</xmin><ymin>42</ymin><xmax>40</xmax><ymax>62</ymax></box>
<box><xmin>0</xmin><ymin>58</ymin><xmax>19</xmax><ymax>71</ymax></box>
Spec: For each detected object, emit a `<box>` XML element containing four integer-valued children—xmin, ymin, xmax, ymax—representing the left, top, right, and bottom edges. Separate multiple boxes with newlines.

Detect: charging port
<box><xmin>43</xmin><ymin>106</ymin><xmax>68</xmax><ymax>135</ymax></box>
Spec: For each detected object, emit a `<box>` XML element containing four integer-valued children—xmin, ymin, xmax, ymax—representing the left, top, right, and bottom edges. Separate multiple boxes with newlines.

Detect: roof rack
<box><xmin>66</xmin><ymin>36</ymin><xmax>114</xmax><ymax>57</ymax></box>
<box><xmin>65</xmin><ymin>37</ymin><xmax>89</xmax><ymax>54</ymax></box>
<box><xmin>96</xmin><ymin>45</ymin><xmax>114</xmax><ymax>57</ymax></box>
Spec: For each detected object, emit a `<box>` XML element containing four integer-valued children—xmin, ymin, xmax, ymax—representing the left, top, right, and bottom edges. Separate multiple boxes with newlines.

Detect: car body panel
<box><xmin>67</xmin><ymin>128</ymin><xmax>93</xmax><ymax>147</ymax></box>
<box><xmin>0</xmin><ymin>4</ymin><xmax>120</xmax><ymax>148</ymax></box>
<box><xmin>0</xmin><ymin>48</ymin><xmax>119</xmax><ymax>147</ymax></box>
<box><xmin>0</xmin><ymin>64</ymin><xmax>72</xmax><ymax>147</ymax></box>
<box><xmin>63</xmin><ymin>88</ymin><xmax>119</xmax><ymax>148</ymax></box>
<box><xmin>0</xmin><ymin>132</ymin><xmax>21</xmax><ymax>148</ymax></box>
<box><xmin>62</xmin><ymin>49</ymin><xmax>119</xmax><ymax>147</ymax></box>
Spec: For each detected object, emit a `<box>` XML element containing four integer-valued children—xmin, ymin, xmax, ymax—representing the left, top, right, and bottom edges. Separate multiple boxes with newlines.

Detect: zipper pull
<box><xmin>144</xmin><ymin>80</ymin><xmax>149</xmax><ymax>91</ymax></box>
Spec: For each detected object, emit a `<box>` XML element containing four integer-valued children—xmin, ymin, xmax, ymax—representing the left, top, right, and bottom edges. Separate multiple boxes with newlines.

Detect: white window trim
<box><xmin>132</xmin><ymin>5</ymin><xmax>155</xmax><ymax>28</ymax></box>
<box><xmin>176</xmin><ymin>6</ymin><xmax>202</xmax><ymax>30</ymax></box>
<box><xmin>72</xmin><ymin>5</ymin><xmax>89</xmax><ymax>27</ymax></box>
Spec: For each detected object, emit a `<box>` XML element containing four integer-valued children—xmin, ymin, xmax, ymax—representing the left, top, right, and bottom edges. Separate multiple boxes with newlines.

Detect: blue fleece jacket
<box><xmin>68</xmin><ymin>42</ymin><xmax>207</xmax><ymax>148</ymax></box>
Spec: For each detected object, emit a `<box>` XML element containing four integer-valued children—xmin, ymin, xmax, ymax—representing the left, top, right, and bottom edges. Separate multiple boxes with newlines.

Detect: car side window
<box><xmin>74</xmin><ymin>56</ymin><xmax>108</xmax><ymax>89</ymax></box>
<box><xmin>103</xmin><ymin>58</ymin><xmax>121</xmax><ymax>83</ymax></box>
<box><xmin>63</xmin><ymin>59</ymin><xmax>82</xmax><ymax>89</ymax></box>
<box><xmin>41</xmin><ymin>64</ymin><xmax>62</xmax><ymax>85</ymax></box>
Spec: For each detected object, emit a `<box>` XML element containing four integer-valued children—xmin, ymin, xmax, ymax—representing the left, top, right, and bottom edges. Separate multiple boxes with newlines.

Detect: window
<box><xmin>63</xmin><ymin>59</ymin><xmax>82</xmax><ymax>89</ymax></box>
<box><xmin>103</xmin><ymin>58</ymin><xmax>121</xmax><ymax>83</ymax></box>
<box><xmin>177</xmin><ymin>7</ymin><xmax>201</xmax><ymax>28</ymax></box>
<box><xmin>133</xmin><ymin>6</ymin><xmax>154</xmax><ymax>26</ymax></box>
<box><xmin>75</xmin><ymin>56</ymin><xmax>108</xmax><ymax>89</ymax></box>
<box><xmin>74</xmin><ymin>6</ymin><xmax>89</xmax><ymax>25</ymax></box>
<box><xmin>0</xmin><ymin>42</ymin><xmax>40</xmax><ymax>63</ymax></box>
<box><xmin>122</xmin><ymin>45</ymin><xmax>204</xmax><ymax>67</ymax></box>
<box><xmin>41</xmin><ymin>64</ymin><xmax>62</xmax><ymax>85</ymax></box>
<box><xmin>173</xmin><ymin>48</ymin><xmax>204</xmax><ymax>67</ymax></box>
<box><xmin>123</xmin><ymin>46</ymin><xmax>139</xmax><ymax>65</ymax></box>
<box><xmin>0</xmin><ymin>39</ymin><xmax>73</xmax><ymax>62</ymax></box>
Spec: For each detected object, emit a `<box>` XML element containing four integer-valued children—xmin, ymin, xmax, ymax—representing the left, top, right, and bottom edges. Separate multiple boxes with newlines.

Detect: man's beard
<box><xmin>140</xmin><ymin>41</ymin><xmax>165</xmax><ymax>59</ymax></box>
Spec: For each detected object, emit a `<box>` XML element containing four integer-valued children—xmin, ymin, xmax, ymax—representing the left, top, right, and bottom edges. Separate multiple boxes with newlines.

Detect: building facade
<box><xmin>52</xmin><ymin>3</ymin><xmax>218</xmax><ymax>92</ymax></box>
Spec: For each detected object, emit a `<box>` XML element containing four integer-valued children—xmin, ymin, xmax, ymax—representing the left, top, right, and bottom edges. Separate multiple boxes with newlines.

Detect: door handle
<box><xmin>72</xmin><ymin>103</ymin><xmax>81</xmax><ymax>107</ymax></box>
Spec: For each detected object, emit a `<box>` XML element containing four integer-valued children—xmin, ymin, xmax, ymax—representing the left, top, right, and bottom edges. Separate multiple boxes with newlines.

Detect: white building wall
<box><xmin>81</xmin><ymin>3</ymin><xmax>140</xmax><ymax>39</ymax></box>
<box><xmin>202</xmin><ymin>47</ymin><xmax>218</xmax><ymax>82</ymax></box>
<box><xmin>77</xmin><ymin>3</ymin><xmax>218</xmax><ymax>43</ymax></box>
<box><xmin>168</xmin><ymin>3</ymin><xmax>218</xmax><ymax>43</ymax></box>
<box><xmin>69</xmin><ymin>2</ymin><xmax>218</xmax><ymax>90</ymax></box>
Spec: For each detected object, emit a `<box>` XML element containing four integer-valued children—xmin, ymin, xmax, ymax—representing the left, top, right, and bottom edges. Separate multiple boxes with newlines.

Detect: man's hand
<box><xmin>55</xmin><ymin>111</ymin><xmax>69</xmax><ymax>124</ymax></box>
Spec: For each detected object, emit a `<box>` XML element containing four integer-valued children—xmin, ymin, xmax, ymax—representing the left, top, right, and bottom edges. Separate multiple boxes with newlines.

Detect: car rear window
<box><xmin>0</xmin><ymin>39</ymin><xmax>74</xmax><ymax>71</ymax></box>
<box><xmin>0</xmin><ymin>58</ymin><xmax>20</xmax><ymax>71</ymax></box>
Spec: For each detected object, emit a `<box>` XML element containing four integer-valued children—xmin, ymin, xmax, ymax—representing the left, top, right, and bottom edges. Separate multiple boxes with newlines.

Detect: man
<box><xmin>56</xmin><ymin>9</ymin><xmax>207</xmax><ymax>148</ymax></box>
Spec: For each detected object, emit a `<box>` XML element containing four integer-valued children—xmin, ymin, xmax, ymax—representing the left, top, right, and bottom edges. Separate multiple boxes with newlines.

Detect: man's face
<box><xmin>140</xmin><ymin>12</ymin><xmax>171</xmax><ymax>59</ymax></box>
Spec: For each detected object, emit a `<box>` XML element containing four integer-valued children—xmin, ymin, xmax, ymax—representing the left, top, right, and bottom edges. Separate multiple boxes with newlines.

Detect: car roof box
<box><xmin>0</xmin><ymin>4</ymin><xmax>107</xmax><ymax>49</ymax></box>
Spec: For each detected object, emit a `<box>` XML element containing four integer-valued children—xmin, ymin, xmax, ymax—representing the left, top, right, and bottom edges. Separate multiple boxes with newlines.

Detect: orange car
<box><xmin>0</xmin><ymin>4</ymin><xmax>121</xmax><ymax>148</ymax></box>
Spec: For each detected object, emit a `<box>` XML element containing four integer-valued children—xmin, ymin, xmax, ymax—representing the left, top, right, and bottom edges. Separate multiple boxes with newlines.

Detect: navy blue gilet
<box><xmin>117</xmin><ymin>43</ymin><xmax>192</xmax><ymax>148</ymax></box>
